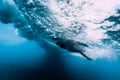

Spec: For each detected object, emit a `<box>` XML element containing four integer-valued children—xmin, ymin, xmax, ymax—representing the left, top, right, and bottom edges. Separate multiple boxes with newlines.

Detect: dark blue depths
<box><xmin>0</xmin><ymin>23</ymin><xmax>120</xmax><ymax>80</ymax></box>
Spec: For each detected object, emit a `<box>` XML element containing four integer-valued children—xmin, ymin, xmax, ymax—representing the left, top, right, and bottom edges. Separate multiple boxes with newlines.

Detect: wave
<box><xmin>1</xmin><ymin>0</ymin><xmax>120</xmax><ymax>60</ymax></box>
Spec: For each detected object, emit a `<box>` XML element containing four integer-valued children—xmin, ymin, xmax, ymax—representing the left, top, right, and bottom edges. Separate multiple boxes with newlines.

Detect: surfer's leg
<box><xmin>78</xmin><ymin>51</ymin><xmax>93</xmax><ymax>61</ymax></box>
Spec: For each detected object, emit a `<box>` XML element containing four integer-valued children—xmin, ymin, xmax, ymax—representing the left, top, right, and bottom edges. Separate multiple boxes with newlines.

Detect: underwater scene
<box><xmin>1</xmin><ymin>0</ymin><xmax>120</xmax><ymax>80</ymax></box>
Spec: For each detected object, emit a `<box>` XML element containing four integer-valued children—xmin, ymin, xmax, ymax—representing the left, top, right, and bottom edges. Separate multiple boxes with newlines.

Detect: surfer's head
<box><xmin>56</xmin><ymin>41</ymin><xmax>66</xmax><ymax>48</ymax></box>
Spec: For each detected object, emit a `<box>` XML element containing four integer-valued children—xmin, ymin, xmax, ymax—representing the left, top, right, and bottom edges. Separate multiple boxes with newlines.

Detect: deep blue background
<box><xmin>0</xmin><ymin>23</ymin><xmax>120</xmax><ymax>80</ymax></box>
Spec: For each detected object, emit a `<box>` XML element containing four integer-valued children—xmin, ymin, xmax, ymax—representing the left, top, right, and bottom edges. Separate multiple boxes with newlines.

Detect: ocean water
<box><xmin>1</xmin><ymin>0</ymin><xmax>120</xmax><ymax>80</ymax></box>
<box><xmin>1</xmin><ymin>22</ymin><xmax>120</xmax><ymax>80</ymax></box>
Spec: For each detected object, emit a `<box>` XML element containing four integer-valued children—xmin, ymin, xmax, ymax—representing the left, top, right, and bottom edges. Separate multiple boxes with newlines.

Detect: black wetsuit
<box><xmin>56</xmin><ymin>38</ymin><xmax>93</xmax><ymax>60</ymax></box>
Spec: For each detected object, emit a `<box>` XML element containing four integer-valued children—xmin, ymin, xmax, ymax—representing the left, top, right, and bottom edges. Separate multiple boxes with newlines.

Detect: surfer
<box><xmin>55</xmin><ymin>38</ymin><xmax>93</xmax><ymax>60</ymax></box>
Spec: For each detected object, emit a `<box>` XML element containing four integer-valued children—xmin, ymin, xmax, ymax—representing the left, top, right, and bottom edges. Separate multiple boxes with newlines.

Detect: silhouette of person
<box><xmin>56</xmin><ymin>38</ymin><xmax>93</xmax><ymax>60</ymax></box>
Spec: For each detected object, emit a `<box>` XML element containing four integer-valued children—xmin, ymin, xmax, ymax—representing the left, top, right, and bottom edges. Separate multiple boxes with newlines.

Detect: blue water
<box><xmin>1</xmin><ymin>0</ymin><xmax>120</xmax><ymax>80</ymax></box>
<box><xmin>0</xmin><ymin>23</ymin><xmax>120</xmax><ymax>80</ymax></box>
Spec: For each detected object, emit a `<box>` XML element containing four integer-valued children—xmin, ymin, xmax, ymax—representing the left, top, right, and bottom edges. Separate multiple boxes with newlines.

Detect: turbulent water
<box><xmin>1</xmin><ymin>0</ymin><xmax>120</xmax><ymax>59</ymax></box>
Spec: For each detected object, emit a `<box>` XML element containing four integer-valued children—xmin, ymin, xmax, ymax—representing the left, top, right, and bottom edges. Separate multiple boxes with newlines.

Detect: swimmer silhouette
<box><xmin>55</xmin><ymin>38</ymin><xmax>93</xmax><ymax>60</ymax></box>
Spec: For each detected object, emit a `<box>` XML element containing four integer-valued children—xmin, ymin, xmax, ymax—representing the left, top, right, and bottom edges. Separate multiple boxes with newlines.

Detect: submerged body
<box><xmin>55</xmin><ymin>38</ymin><xmax>93</xmax><ymax>60</ymax></box>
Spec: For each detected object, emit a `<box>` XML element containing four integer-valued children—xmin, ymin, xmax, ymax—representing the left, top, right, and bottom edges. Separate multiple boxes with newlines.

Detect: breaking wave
<box><xmin>1</xmin><ymin>0</ymin><xmax>120</xmax><ymax>60</ymax></box>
